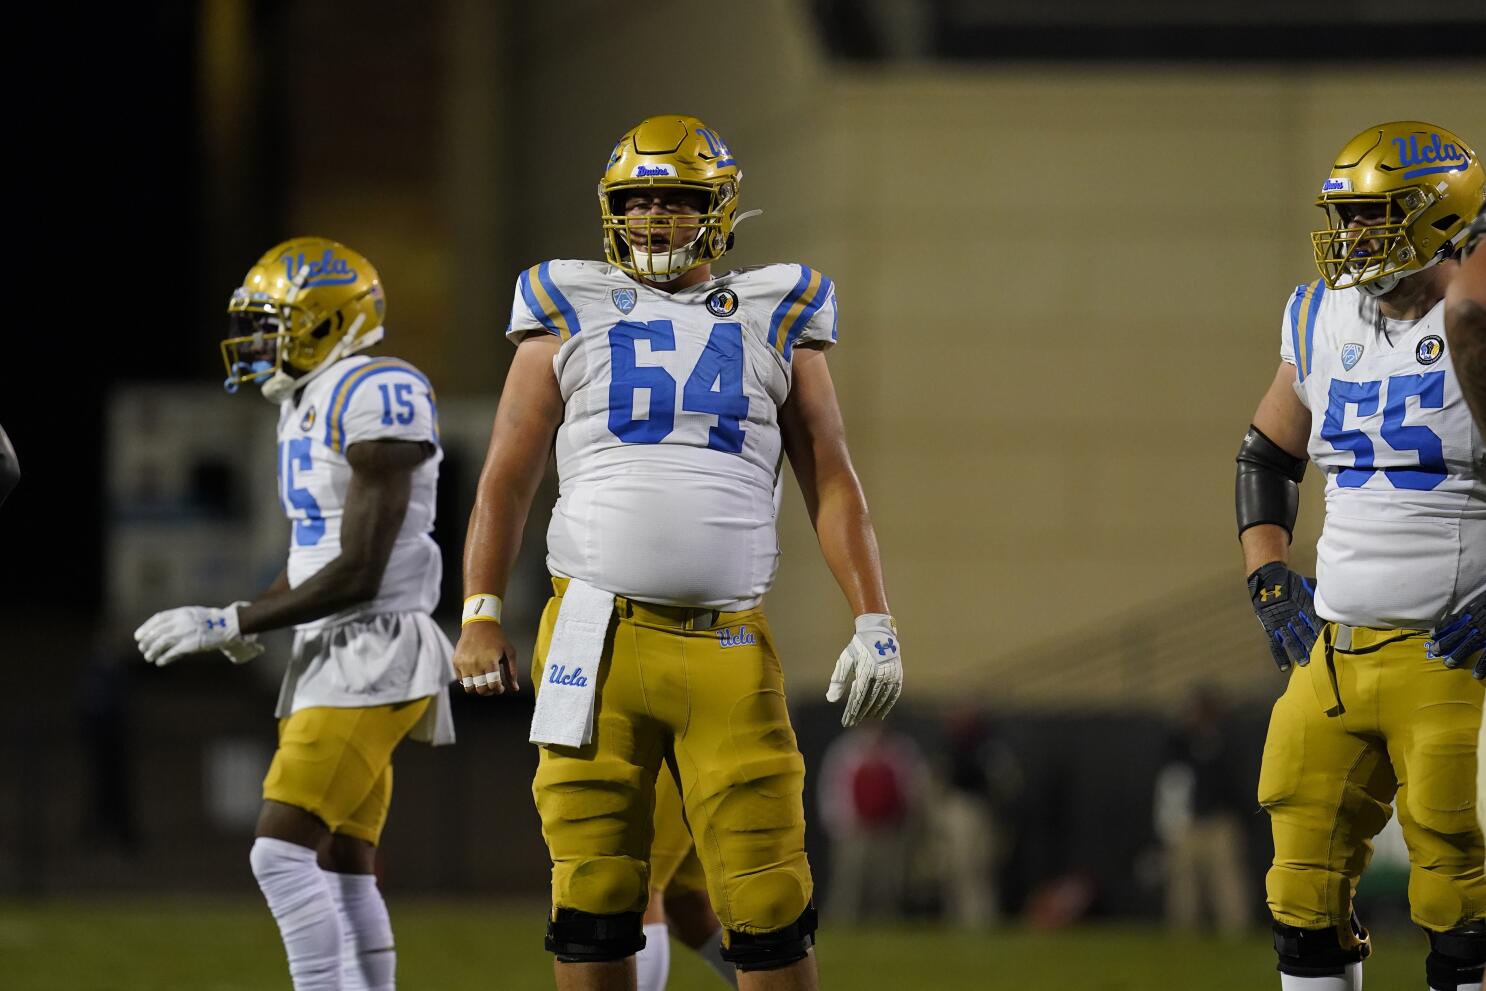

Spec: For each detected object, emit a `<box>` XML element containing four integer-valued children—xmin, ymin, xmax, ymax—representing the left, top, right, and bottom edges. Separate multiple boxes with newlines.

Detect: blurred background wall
<box><xmin>3</xmin><ymin>0</ymin><xmax>1483</xmax><ymax>929</ymax></box>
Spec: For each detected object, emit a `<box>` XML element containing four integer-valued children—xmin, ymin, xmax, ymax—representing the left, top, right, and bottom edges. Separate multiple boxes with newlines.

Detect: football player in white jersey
<box><xmin>454</xmin><ymin>114</ymin><xmax>901</xmax><ymax>991</ymax></box>
<box><xmin>1236</xmin><ymin>123</ymin><xmax>1486</xmax><ymax>991</ymax></box>
<box><xmin>135</xmin><ymin>237</ymin><xmax>454</xmax><ymax>991</ymax></box>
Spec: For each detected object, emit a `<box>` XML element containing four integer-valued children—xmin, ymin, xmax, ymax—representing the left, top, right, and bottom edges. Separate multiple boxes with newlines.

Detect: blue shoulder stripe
<box><xmin>1301</xmin><ymin>280</ymin><xmax>1325</xmax><ymax>381</ymax></box>
<box><xmin>1287</xmin><ymin>284</ymin><xmax>1306</xmax><ymax>376</ymax></box>
<box><xmin>519</xmin><ymin>267</ymin><xmax>560</xmax><ymax>337</ymax></box>
<box><xmin>1288</xmin><ymin>280</ymin><xmax>1326</xmax><ymax>382</ymax></box>
<box><xmin>782</xmin><ymin>274</ymin><xmax>834</xmax><ymax>360</ymax></box>
<box><xmin>537</xmin><ymin>262</ymin><xmax>582</xmax><ymax>340</ymax></box>
<box><xmin>324</xmin><ymin>359</ymin><xmax>438</xmax><ymax>452</ymax></box>
<box><xmin>767</xmin><ymin>265</ymin><xmax>814</xmax><ymax>351</ymax></box>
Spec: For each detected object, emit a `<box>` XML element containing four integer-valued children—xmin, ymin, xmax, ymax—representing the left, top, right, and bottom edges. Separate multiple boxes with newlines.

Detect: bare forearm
<box><xmin>462</xmin><ymin>473</ymin><xmax>539</xmax><ymax>598</ymax></box>
<box><xmin>1240</xmin><ymin>524</ymin><xmax>1291</xmax><ymax>575</ymax></box>
<box><xmin>238</xmin><ymin>559</ymin><xmax>380</xmax><ymax>634</ymax></box>
<box><xmin>812</xmin><ymin>474</ymin><xmax>890</xmax><ymax>616</ymax></box>
<box><xmin>237</xmin><ymin>439</ymin><xmax>424</xmax><ymax>635</ymax></box>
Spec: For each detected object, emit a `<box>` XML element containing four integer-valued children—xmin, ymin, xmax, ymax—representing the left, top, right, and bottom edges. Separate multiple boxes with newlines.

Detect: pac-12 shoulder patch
<box><xmin>1341</xmin><ymin>343</ymin><xmax>1364</xmax><ymax>370</ymax></box>
<box><xmin>611</xmin><ymin>287</ymin><xmax>637</xmax><ymax>314</ymax></box>
<box><xmin>1416</xmin><ymin>335</ymin><xmax>1444</xmax><ymax>365</ymax></box>
<box><xmin>706</xmin><ymin>288</ymin><xmax>738</xmax><ymax>317</ymax></box>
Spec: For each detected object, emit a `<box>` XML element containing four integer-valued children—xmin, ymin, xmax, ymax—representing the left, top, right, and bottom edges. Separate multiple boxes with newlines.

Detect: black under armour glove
<box><xmin>1428</xmin><ymin>587</ymin><xmax>1486</xmax><ymax>680</ymax></box>
<box><xmin>1248</xmin><ymin>562</ymin><xmax>1320</xmax><ymax>673</ymax></box>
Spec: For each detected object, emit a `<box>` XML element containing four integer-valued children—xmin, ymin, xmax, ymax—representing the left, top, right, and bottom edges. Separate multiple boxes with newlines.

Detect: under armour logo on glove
<box><xmin>828</xmin><ymin>614</ymin><xmax>904</xmax><ymax>728</ymax></box>
<box><xmin>135</xmin><ymin>603</ymin><xmax>260</xmax><ymax>667</ymax></box>
<box><xmin>1247</xmin><ymin>563</ymin><xmax>1319</xmax><ymax>673</ymax></box>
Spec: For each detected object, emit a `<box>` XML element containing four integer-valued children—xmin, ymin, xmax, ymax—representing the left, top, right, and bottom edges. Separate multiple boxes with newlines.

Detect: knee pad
<box><xmin>558</xmin><ymin>856</ymin><xmax>649</xmax><ymax>918</ymax></box>
<box><xmin>720</xmin><ymin>903</ymin><xmax>817</xmax><ymax>972</ymax></box>
<box><xmin>1426</xmin><ymin>922</ymin><xmax>1486</xmax><ymax>991</ymax></box>
<box><xmin>1272</xmin><ymin>913</ymin><xmax>1372</xmax><ymax>978</ymax></box>
<box><xmin>545</xmin><ymin>908</ymin><xmax>645</xmax><ymax>963</ymax></box>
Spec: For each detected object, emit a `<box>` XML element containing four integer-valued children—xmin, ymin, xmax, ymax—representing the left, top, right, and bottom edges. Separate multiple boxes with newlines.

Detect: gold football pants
<box><xmin>532</xmin><ymin>579</ymin><xmax>812</xmax><ymax>933</ymax></box>
<box><xmin>650</xmin><ymin>763</ymin><xmax>707</xmax><ymax>895</ymax></box>
<box><xmin>1258</xmin><ymin>623</ymin><xmax>1485</xmax><ymax>932</ymax></box>
<box><xmin>261</xmin><ymin>699</ymin><xmax>430</xmax><ymax>845</ymax></box>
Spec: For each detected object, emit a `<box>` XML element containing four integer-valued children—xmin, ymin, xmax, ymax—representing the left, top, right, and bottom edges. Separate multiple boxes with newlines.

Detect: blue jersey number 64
<box><xmin>608</xmin><ymin>320</ymin><xmax>749</xmax><ymax>453</ymax></box>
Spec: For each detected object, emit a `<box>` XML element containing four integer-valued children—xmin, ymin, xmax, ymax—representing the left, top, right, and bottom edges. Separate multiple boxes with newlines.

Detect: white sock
<box><xmin>1281</xmin><ymin>962</ymin><xmax>1362</xmax><ymax>991</ymax></box>
<box><xmin>249</xmin><ymin>838</ymin><xmax>342</xmax><ymax>991</ymax></box>
<box><xmin>323</xmin><ymin>870</ymin><xmax>396</xmax><ymax>991</ymax></box>
<box><xmin>636</xmin><ymin>923</ymin><xmax>671</xmax><ymax>991</ymax></box>
<box><xmin>1435</xmin><ymin>981</ymin><xmax>1483</xmax><ymax>991</ymax></box>
<box><xmin>694</xmin><ymin>929</ymin><xmax>737</xmax><ymax>988</ymax></box>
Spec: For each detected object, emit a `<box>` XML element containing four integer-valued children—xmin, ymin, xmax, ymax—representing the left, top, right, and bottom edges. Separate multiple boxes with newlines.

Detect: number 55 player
<box><xmin>1236</xmin><ymin>122</ymin><xmax>1485</xmax><ymax>991</ymax></box>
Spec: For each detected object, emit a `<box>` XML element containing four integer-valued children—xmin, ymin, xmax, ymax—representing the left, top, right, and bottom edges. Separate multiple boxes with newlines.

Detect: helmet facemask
<box><xmin>221</xmin><ymin>240</ymin><xmax>386</xmax><ymax>402</ymax></box>
<box><xmin>600</xmin><ymin>179</ymin><xmax>735</xmax><ymax>282</ymax></box>
<box><xmin>1312</xmin><ymin>186</ymin><xmax>1436</xmax><ymax>294</ymax></box>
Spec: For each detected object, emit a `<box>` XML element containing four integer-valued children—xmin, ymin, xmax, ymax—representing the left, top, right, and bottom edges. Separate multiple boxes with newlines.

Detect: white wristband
<box><xmin>462</xmin><ymin>593</ymin><xmax>504</xmax><ymax>627</ymax></box>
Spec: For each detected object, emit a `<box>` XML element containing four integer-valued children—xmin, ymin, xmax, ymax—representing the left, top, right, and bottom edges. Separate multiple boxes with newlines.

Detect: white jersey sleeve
<box><xmin>764</xmin><ymin>264</ymin><xmax>838</xmax><ymax>354</ymax></box>
<box><xmin>506</xmin><ymin>260</ymin><xmax>612</xmax><ymax>345</ymax></box>
<box><xmin>323</xmin><ymin>358</ymin><xmax>440</xmax><ymax>453</ymax></box>
<box><xmin>1279</xmin><ymin>280</ymin><xmax>1327</xmax><ymax>407</ymax></box>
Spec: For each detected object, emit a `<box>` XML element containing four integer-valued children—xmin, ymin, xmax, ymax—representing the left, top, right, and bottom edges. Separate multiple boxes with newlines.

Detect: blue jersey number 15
<box><xmin>608</xmin><ymin>320</ymin><xmax>748</xmax><ymax>453</ymax></box>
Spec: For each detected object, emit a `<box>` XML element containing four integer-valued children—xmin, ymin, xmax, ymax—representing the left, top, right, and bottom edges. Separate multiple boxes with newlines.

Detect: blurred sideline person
<box><xmin>0</xmin><ymin>422</ymin><xmax>17</xmax><ymax>507</ymax></box>
<box><xmin>1236</xmin><ymin>123</ymin><xmax>1485</xmax><ymax>991</ymax></box>
<box><xmin>1153</xmin><ymin>685</ymin><xmax>1252</xmax><ymax>936</ymax></box>
<box><xmin>135</xmin><ymin>238</ymin><xmax>454</xmax><ymax>991</ymax></box>
<box><xmin>931</xmin><ymin>706</ymin><xmax>1018</xmax><ymax>928</ymax></box>
<box><xmin>637</xmin><ymin>771</ymin><xmax>738</xmax><ymax>990</ymax></box>
<box><xmin>1438</xmin><ymin>206</ymin><xmax>1486</xmax><ymax>848</ymax></box>
<box><xmin>453</xmin><ymin>114</ymin><xmax>903</xmax><ymax>991</ymax></box>
<box><xmin>818</xmin><ymin>722</ymin><xmax>924</xmax><ymax>923</ymax></box>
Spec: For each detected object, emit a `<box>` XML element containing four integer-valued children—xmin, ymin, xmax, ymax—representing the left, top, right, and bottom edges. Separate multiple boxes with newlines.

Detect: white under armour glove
<box><xmin>134</xmin><ymin>602</ymin><xmax>260</xmax><ymax>667</ymax></box>
<box><xmin>826</xmin><ymin>614</ymin><xmax>903</xmax><ymax>728</ymax></box>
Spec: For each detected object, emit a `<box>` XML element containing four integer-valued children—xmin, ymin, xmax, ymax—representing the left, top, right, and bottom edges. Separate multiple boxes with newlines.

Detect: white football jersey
<box><xmin>276</xmin><ymin>353</ymin><xmax>444</xmax><ymax>628</ymax></box>
<box><xmin>507</xmin><ymin>259</ymin><xmax>839</xmax><ymax>610</ymax></box>
<box><xmin>1281</xmin><ymin>279</ymin><xmax>1485</xmax><ymax>629</ymax></box>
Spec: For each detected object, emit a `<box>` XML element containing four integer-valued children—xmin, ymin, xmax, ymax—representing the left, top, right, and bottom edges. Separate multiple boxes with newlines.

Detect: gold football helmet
<box><xmin>599</xmin><ymin>115</ymin><xmax>743</xmax><ymax>281</ymax></box>
<box><xmin>1312</xmin><ymin>121</ymin><xmax>1484</xmax><ymax>295</ymax></box>
<box><xmin>222</xmin><ymin>237</ymin><xmax>386</xmax><ymax>401</ymax></box>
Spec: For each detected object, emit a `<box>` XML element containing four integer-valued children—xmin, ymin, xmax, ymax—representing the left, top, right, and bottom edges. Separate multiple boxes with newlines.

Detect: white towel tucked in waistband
<box><xmin>529</xmin><ymin>578</ymin><xmax>615</xmax><ymax>748</ymax></box>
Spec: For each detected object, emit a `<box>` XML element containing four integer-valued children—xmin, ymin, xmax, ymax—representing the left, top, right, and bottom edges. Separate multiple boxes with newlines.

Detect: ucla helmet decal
<box><xmin>222</xmin><ymin>237</ymin><xmax>386</xmax><ymax>401</ymax></box>
<box><xmin>1312</xmin><ymin>121</ymin><xmax>1484</xmax><ymax>295</ymax></box>
<box><xmin>599</xmin><ymin>115</ymin><xmax>742</xmax><ymax>281</ymax></box>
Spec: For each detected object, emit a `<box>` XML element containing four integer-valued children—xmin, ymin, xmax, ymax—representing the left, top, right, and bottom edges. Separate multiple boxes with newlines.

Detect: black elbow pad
<box><xmin>1236</xmin><ymin>425</ymin><xmax>1306</xmax><ymax>539</ymax></box>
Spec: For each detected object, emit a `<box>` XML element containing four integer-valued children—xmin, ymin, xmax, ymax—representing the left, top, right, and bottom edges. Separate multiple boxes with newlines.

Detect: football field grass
<box><xmin>0</xmin><ymin>898</ymin><xmax>1427</xmax><ymax>989</ymax></box>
